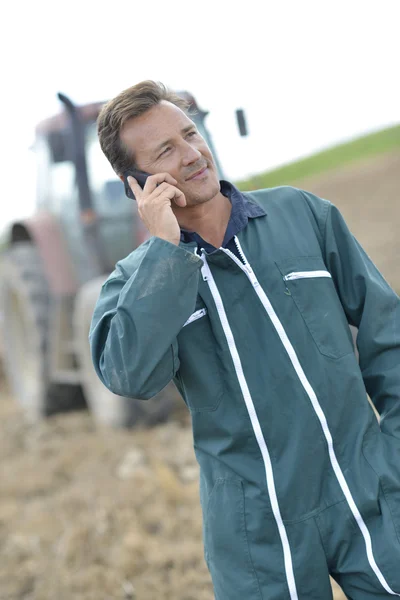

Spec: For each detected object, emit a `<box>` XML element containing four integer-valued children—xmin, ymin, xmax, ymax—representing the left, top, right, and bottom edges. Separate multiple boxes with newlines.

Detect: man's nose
<box><xmin>181</xmin><ymin>142</ymin><xmax>202</xmax><ymax>166</ymax></box>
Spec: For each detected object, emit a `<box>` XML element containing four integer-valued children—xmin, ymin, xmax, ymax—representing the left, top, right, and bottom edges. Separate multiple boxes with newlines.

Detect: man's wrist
<box><xmin>154</xmin><ymin>234</ymin><xmax>180</xmax><ymax>246</ymax></box>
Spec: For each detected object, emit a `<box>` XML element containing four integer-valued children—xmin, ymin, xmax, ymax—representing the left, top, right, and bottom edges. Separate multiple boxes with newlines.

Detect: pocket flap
<box><xmin>275</xmin><ymin>256</ymin><xmax>353</xmax><ymax>359</ymax></box>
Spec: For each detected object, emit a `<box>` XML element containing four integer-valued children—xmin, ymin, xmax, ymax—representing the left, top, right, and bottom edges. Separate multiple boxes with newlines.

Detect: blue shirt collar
<box><xmin>180</xmin><ymin>180</ymin><xmax>265</xmax><ymax>250</ymax></box>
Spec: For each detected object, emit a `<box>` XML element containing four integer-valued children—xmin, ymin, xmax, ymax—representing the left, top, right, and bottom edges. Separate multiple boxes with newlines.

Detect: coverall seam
<box><xmin>282</xmin><ymin>498</ymin><xmax>347</xmax><ymax>525</ymax></box>
<box><xmin>242</xmin><ymin>485</ymin><xmax>265</xmax><ymax>600</ymax></box>
<box><xmin>321</xmin><ymin>200</ymin><xmax>332</xmax><ymax>244</ymax></box>
<box><xmin>379</xmin><ymin>481</ymin><xmax>400</xmax><ymax>546</ymax></box>
<box><xmin>313</xmin><ymin>513</ymin><xmax>332</xmax><ymax>572</ymax></box>
<box><xmin>295</xmin><ymin>188</ymin><xmax>330</xmax><ymax>249</ymax></box>
<box><xmin>362</xmin><ymin>442</ymin><xmax>400</xmax><ymax>546</ymax></box>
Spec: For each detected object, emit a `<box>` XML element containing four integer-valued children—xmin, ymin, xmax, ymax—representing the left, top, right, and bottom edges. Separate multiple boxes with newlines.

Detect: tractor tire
<box><xmin>73</xmin><ymin>276</ymin><xmax>177</xmax><ymax>428</ymax></box>
<box><xmin>0</xmin><ymin>242</ymin><xmax>86</xmax><ymax>420</ymax></box>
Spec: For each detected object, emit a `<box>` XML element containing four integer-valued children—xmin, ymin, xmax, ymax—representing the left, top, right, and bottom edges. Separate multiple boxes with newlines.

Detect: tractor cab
<box><xmin>0</xmin><ymin>89</ymin><xmax>246</xmax><ymax>427</ymax></box>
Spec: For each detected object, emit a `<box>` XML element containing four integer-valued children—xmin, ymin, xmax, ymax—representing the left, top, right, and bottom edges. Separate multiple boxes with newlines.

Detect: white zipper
<box><xmin>220</xmin><ymin>243</ymin><xmax>260</xmax><ymax>287</ymax></box>
<box><xmin>200</xmin><ymin>248</ymin><xmax>299</xmax><ymax>600</ymax></box>
<box><xmin>182</xmin><ymin>308</ymin><xmax>207</xmax><ymax>327</ymax></box>
<box><xmin>284</xmin><ymin>270</ymin><xmax>331</xmax><ymax>281</ymax></box>
<box><xmin>219</xmin><ymin>236</ymin><xmax>399</xmax><ymax>597</ymax></box>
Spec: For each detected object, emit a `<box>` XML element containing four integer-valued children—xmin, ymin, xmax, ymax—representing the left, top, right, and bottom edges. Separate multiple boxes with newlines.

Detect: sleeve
<box><xmin>89</xmin><ymin>237</ymin><xmax>203</xmax><ymax>400</ymax></box>
<box><xmin>300</xmin><ymin>189</ymin><xmax>400</xmax><ymax>439</ymax></box>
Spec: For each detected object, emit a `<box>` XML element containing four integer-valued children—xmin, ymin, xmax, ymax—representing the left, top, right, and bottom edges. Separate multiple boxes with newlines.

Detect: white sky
<box><xmin>1</xmin><ymin>0</ymin><xmax>399</xmax><ymax>231</ymax></box>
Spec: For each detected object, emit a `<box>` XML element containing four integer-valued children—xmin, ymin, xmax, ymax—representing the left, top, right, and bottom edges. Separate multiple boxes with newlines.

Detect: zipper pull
<box><xmin>199</xmin><ymin>250</ymin><xmax>209</xmax><ymax>281</ymax></box>
<box><xmin>245</xmin><ymin>264</ymin><xmax>259</xmax><ymax>287</ymax></box>
<box><xmin>282</xmin><ymin>274</ymin><xmax>292</xmax><ymax>294</ymax></box>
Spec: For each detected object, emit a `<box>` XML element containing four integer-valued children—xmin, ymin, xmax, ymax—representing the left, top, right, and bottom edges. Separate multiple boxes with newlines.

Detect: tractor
<box><xmin>0</xmin><ymin>90</ymin><xmax>246</xmax><ymax>427</ymax></box>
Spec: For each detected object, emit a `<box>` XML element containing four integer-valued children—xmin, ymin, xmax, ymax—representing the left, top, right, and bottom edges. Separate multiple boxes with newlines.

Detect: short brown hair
<box><xmin>97</xmin><ymin>80</ymin><xmax>190</xmax><ymax>175</ymax></box>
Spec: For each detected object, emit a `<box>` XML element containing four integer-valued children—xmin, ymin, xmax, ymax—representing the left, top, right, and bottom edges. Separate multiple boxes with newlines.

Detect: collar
<box><xmin>180</xmin><ymin>180</ymin><xmax>266</xmax><ymax>246</ymax></box>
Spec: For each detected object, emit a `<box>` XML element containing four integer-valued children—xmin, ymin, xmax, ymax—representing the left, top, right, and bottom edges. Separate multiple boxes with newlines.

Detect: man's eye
<box><xmin>187</xmin><ymin>131</ymin><xmax>197</xmax><ymax>138</ymax></box>
<box><xmin>159</xmin><ymin>147</ymin><xmax>171</xmax><ymax>158</ymax></box>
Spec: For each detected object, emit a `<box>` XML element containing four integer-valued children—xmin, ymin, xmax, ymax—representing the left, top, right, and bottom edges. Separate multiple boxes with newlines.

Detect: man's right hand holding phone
<box><xmin>127</xmin><ymin>173</ymin><xmax>186</xmax><ymax>246</ymax></box>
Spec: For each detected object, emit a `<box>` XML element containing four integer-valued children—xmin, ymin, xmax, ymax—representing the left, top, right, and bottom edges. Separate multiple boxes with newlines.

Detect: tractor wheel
<box><xmin>73</xmin><ymin>276</ymin><xmax>177</xmax><ymax>428</ymax></box>
<box><xmin>0</xmin><ymin>242</ymin><xmax>86</xmax><ymax>420</ymax></box>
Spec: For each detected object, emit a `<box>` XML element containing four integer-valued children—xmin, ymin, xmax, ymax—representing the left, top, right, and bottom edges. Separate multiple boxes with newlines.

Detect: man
<box><xmin>90</xmin><ymin>81</ymin><xmax>400</xmax><ymax>599</ymax></box>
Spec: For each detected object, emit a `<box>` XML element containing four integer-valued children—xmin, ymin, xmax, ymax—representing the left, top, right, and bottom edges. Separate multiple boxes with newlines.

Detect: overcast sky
<box><xmin>1</xmin><ymin>0</ymin><xmax>399</xmax><ymax>230</ymax></box>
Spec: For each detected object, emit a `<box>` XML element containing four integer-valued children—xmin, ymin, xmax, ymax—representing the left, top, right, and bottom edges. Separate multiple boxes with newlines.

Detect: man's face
<box><xmin>120</xmin><ymin>101</ymin><xmax>220</xmax><ymax>206</ymax></box>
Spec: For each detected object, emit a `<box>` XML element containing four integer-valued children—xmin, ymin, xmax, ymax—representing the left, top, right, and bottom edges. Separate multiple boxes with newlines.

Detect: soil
<box><xmin>3</xmin><ymin>152</ymin><xmax>399</xmax><ymax>600</ymax></box>
<box><xmin>0</xmin><ymin>376</ymin><xmax>213</xmax><ymax>600</ymax></box>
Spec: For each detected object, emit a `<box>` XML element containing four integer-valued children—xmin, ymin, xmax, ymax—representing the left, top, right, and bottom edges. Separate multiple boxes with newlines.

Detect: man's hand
<box><xmin>128</xmin><ymin>173</ymin><xmax>186</xmax><ymax>246</ymax></box>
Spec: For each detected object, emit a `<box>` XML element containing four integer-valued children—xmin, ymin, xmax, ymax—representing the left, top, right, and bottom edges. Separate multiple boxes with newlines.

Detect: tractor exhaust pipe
<box><xmin>57</xmin><ymin>93</ymin><xmax>106</xmax><ymax>275</ymax></box>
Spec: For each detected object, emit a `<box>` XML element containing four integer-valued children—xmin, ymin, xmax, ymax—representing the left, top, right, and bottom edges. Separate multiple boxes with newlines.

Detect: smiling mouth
<box><xmin>186</xmin><ymin>166</ymin><xmax>208</xmax><ymax>181</ymax></box>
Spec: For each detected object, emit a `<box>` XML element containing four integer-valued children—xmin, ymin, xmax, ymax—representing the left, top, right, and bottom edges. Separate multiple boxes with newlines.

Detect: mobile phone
<box><xmin>123</xmin><ymin>168</ymin><xmax>151</xmax><ymax>200</ymax></box>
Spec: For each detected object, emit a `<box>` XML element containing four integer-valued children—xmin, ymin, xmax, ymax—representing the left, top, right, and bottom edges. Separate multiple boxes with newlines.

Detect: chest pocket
<box><xmin>176</xmin><ymin>300</ymin><xmax>224</xmax><ymax>412</ymax></box>
<box><xmin>276</xmin><ymin>256</ymin><xmax>354</xmax><ymax>359</ymax></box>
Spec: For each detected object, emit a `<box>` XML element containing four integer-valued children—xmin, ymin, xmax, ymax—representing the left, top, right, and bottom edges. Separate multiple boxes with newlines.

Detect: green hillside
<box><xmin>235</xmin><ymin>124</ymin><xmax>400</xmax><ymax>190</ymax></box>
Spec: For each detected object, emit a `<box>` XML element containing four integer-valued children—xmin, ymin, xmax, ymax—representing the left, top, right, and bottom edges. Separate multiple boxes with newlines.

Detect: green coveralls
<box><xmin>90</xmin><ymin>186</ymin><xmax>400</xmax><ymax>599</ymax></box>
